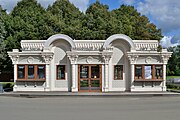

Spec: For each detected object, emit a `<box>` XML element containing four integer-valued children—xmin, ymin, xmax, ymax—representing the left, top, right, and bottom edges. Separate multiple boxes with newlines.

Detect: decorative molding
<box><xmin>102</xmin><ymin>52</ymin><xmax>113</xmax><ymax>64</ymax></box>
<box><xmin>127</xmin><ymin>54</ymin><xmax>139</xmax><ymax>64</ymax></box>
<box><xmin>41</xmin><ymin>52</ymin><xmax>54</xmax><ymax>64</ymax></box>
<box><xmin>86</xmin><ymin>56</ymin><xmax>93</xmax><ymax>63</ymax></box>
<box><xmin>67</xmin><ymin>52</ymin><xmax>78</xmax><ymax>64</ymax></box>
<box><xmin>9</xmin><ymin>54</ymin><xmax>19</xmax><ymax>64</ymax></box>
<box><xmin>161</xmin><ymin>53</ymin><xmax>172</xmax><ymax>64</ymax></box>
<box><xmin>145</xmin><ymin>56</ymin><xmax>152</xmax><ymax>63</ymax></box>
<box><xmin>27</xmin><ymin>56</ymin><xmax>34</xmax><ymax>63</ymax></box>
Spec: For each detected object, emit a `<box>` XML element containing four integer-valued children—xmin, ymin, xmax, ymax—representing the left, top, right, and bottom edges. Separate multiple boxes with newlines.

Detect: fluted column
<box><xmin>162</xmin><ymin>64</ymin><xmax>166</xmax><ymax>91</ymax></box>
<box><xmin>127</xmin><ymin>54</ymin><xmax>138</xmax><ymax>91</ymax></box>
<box><xmin>67</xmin><ymin>52</ymin><xmax>78</xmax><ymax>92</ymax></box>
<box><xmin>42</xmin><ymin>52</ymin><xmax>53</xmax><ymax>91</ymax></box>
<box><xmin>102</xmin><ymin>52</ymin><xmax>112</xmax><ymax>92</ymax></box>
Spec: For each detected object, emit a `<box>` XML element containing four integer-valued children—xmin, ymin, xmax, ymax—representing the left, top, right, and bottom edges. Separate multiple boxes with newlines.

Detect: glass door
<box><xmin>78</xmin><ymin>65</ymin><xmax>102</xmax><ymax>92</ymax></box>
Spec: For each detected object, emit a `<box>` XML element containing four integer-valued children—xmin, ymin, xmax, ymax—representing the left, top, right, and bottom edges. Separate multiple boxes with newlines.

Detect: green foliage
<box><xmin>0</xmin><ymin>0</ymin><xmax>163</xmax><ymax>72</ymax></box>
<box><xmin>167</xmin><ymin>84</ymin><xmax>180</xmax><ymax>90</ymax></box>
<box><xmin>0</xmin><ymin>6</ymin><xmax>7</xmax><ymax>69</ymax></box>
<box><xmin>167</xmin><ymin>45</ymin><xmax>180</xmax><ymax>76</ymax></box>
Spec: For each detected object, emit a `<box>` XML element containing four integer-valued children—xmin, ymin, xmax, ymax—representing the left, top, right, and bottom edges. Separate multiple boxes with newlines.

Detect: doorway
<box><xmin>78</xmin><ymin>65</ymin><xmax>102</xmax><ymax>92</ymax></box>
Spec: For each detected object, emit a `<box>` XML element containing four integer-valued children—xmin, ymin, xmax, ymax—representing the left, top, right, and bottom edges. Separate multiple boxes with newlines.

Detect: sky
<box><xmin>0</xmin><ymin>0</ymin><xmax>180</xmax><ymax>48</ymax></box>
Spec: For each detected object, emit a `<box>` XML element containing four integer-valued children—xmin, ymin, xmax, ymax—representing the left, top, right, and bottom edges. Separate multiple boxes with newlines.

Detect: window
<box><xmin>114</xmin><ymin>65</ymin><xmax>123</xmax><ymax>80</ymax></box>
<box><xmin>38</xmin><ymin>65</ymin><xmax>45</xmax><ymax>79</ymax></box>
<box><xmin>28</xmin><ymin>65</ymin><xmax>34</xmax><ymax>79</ymax></box>
<box><xmin>17</xmin><ymin>65</ymin><xmax>45</xmax><ymax>81</ymax></box>
<box><xmin>17</xmin><ymin>65</ymin><xmax>25</xmax><ymax>79</ymax></box>
<box><xmin>155</xmin><ymin>65</ymin><xmax>163</xmax><ymax>79</ymax></box>
<box><xmin>57</xmin><ymin>65</ymin><xmax>65</xmax><ymax>80</ymax></box>
<box><xmin>135</xmin><ymin>65</ymin><xmax>143</xmax><ymax>79</ymax></box>
<box><xmin>134</xmin><ymin>65</ymin><xmax>163</xmax><ymax>81</ymax></box>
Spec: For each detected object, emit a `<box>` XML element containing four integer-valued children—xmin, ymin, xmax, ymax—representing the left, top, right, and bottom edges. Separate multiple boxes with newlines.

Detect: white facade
<box><xmin>8</xmin><ymin>34</ymin><xmax>172</xmax><ymax>92</ymax></box>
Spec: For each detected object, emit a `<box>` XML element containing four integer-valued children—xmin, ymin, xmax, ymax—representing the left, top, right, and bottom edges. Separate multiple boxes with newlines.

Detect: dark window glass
<box><xmin>91</xmin><ymin>65</ymin><xmax>100</xmax><ymax>78</ymax></box>
<box><xmin>155</xmin><ymin>65</ymin><xmax>163</xmax><ymax>79</ymax></box>
<box><xmin>135</xmin><ymin>66</ymin><xmax>142</xmax><ymax>79</ymax></box>
<box><xmin>57</xmin><ymin>65</ymin><xmax>65</xmax><ymax>79</ymax></box>
<box><xmin>28</xmin><ymin>65</ymin><xmax>34</xmax><ymax>79</ymax></box>
<box><xmin>38</xmin><ymin>65</ymin><xmax>45</xmax><ymax>79</ymax></box>
<box><xmin>114</xmin><ymin>65</ymin><xmax>123</xmax><ymax>80</ymax></box>
<box><xmin>18</xmin><ymin>65</ymin><xmax>25</xmax><ymax>79</ymax></box>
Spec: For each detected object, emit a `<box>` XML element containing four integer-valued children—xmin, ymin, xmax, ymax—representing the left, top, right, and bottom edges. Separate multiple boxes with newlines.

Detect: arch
<box><xmin>103</xmin><ymin>34</ymin><xmax>135</xmax><ymax>50</ymax></box>
<box><xmin>44</xmin><ymin>34</ymin><xmax>75</xmax><ymax>48</ymax></box>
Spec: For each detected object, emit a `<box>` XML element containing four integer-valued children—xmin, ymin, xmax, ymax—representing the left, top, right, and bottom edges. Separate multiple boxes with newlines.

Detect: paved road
<box><xmin>0</xmin><ymin>96</ymin><xmax>180</xmax><ymax>120</ymax></box>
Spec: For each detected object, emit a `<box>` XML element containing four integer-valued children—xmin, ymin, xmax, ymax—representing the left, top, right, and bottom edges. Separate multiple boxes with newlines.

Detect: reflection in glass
<box><xmin>145</xmin><ymin>66</ymin><xmax>152</xmax><ymax>79</ymax></box>
<box><xmin>114</xmin><ymin>65</ymin><xmax>123</xmax><ymax>79</ymax></box>
<box><xmin>91</xmin><ymin>80</ymin><xmax>100</xmax><ymax>90</ymax></box>
<box><xmin>155</xmin><ymin>65</ymin><xmax>163</xmax><ymax>79</ymax></box>
<box><xmin>38</xmin><ymin>65</ymin><xmax>45</xmax><ymax>79</ymax></box>
<box><xmin>57</xmin><ymin>65</ymin><xmax>65</xmax><ymax>79</ymax></box>
<box><xmin>91</xmin><ymin>65</ymin><xmax>99</xmax><ymax>78</ymax></box>
<box><xmin>18</xmin><ymin>65</ymin><xmax>25</xmax><ymax>79</ymax></box>
<box><xmin>80</xmin><ymin>66</ymin><xmax>89</xmax><ymax>78</ymax></box>
<box><xmin>135</xmin><ymin>66</ymin><xmax>142</xmax><ymax>79</ymax></box>
<box><xmin>28</xmin><ymin>65</ymin><xmax>34</xmax><ymax>79</ymax></box>
<box><xmin>80</xmin><ymin>80</ymin><xmax>89</xmax><ymax>90</ymax></box>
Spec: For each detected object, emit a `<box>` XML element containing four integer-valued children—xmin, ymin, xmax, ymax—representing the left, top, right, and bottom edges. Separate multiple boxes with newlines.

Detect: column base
<box><xmin>162</xmin><ymin>86</ymin><xmax>167</xmax><ymax>91</ymax></box>
<box><xmin>104</xmin><ymin>87</ymin><xmax>109</xmax><ymax>92</ymax></box>
<box><xmin>71</xmin><ymin>87</ymin><xmax>78</xmax><ymax>92</ymax></box>
<box><xmin>13</xmin><ymin>85</ymin><xmax>17</xmax><ymax>92</ymax></box>
<box><xmin>45</xmin><ymin>87</ymin><xmax>50</xmax><ymax>91</ymax></box>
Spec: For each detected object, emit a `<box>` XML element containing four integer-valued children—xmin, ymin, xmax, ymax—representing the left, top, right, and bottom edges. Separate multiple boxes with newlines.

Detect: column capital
<box><xmin>160</xmin><ymin>53</ymin><xmax>172</xmax><ymax>64</ymax></box>
<box><xmin>9</xmin><ymin>54</ymin><xmax>19</xmax><ymax>64</ymax></box>
<box><xmin>127</xmin><ymin>54</ymin><xmax>138</xmax><ymax>64</ymax></box>
<box><xmin>41</xmin><ymin>52</ymin><xmax>54</xmax><ymax>64</ymax></box>
<box><xmin>67</xmin><ymin>52</ymin><xmax>78</xmax><ymax>64</ymax></box>
<box><xmin>102</xmin><ymin>52</ymin><xmax>113</xmax><ymax>64</ymax></box>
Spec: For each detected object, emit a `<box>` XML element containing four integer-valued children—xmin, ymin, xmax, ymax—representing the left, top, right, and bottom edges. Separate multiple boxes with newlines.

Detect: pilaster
<box><xmin>67</xmin><ymin>52</ymin><xmax>79</xmax><ymax>92</ymax></box>
<box><xmin>102</xmin><ymin>52</ymin><xmax>113</xmax><ymax>92</ymax></box>
<box><xmin>42</xmin><ymin>52</ymin><xmax>54</xmax><ymax>91</ymax></box>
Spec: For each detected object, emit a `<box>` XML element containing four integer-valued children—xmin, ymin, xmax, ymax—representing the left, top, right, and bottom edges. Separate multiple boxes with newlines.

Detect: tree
<box><xmin>167</xmin><ymin>45</ymin><xmax>180</xmax><ymax>76</ymax></box>
<box><xmin>47</xmin><ymin>0</ymin><xmax>84</xmax><ymax>39</ymax></box>
<box><xmin>0</xmin><ymin>6</ymin><xmax>7</xmax><ymax>69</ymax></box>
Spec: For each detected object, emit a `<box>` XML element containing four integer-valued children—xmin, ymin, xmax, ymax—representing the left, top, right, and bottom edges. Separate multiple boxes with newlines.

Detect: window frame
<box><xmin>17</xmin><ymin>64</ymin><xmax>46</xmax><ymax>81</ymax></box>
<box><xmin>56</xmin><ymin>65</ymin><xmax>66</xmax><ymax>80</ymax></box>
<box><xmin>114</xmin><ymin>65</ymin><xmax>123</xmax><ymax>80</ymax></box>
<box><xmin>134</xmin><ymin>64</ymin><xmax>163</xmax><ymax>81</ymax></box>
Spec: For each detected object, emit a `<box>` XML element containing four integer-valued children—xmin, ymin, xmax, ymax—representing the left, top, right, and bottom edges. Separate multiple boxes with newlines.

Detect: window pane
<box><xmin>135</xmin><ymin>66</ymin><xmax>142</xmax><ymax>79</ymax></box>
<box><xmin>18</xmin><ymin>65</ymin><xmax>25</xmax><ymax>79</ymax></box>
<box><xmin>57</xmin><ymin>65</ymin><xmax>65</xmax><ymax>79</ymax></box>
<box><xmin>114</xmin><ymin>65</ymin><xmax>123</xmax><ymax>79</ymax></box>
<box><xmin>145</xmin><ymin>65</ymin><xmax>152</xmax><ymax>79</ymax></box>
<box><xmin>28</xmin><ymin>65</ymin><xmax>34</xmax><ymax>79</ymax></box>
<box><xmin>91</xmin><ymin>65</ymin><xmax>99</xmax><ymax>78</ymax></box>
<box><xmin>38</xmin><ymin>65</ymin><xmax>45</xmax><ymax>79</ymax></box>
<box><xmin>155</xmin><ymin>65</ymin><xmax>163</xmax><ymax>79</ymax></box>
<box><xmin>80</xmin><ymin>65</ymin><xmax>89</xmax><ymax>78</ymax></box>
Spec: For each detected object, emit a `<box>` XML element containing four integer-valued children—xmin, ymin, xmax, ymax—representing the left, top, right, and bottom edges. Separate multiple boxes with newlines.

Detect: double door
<box><xmin>78</xmin><ymin>65</ymin><xmax>102</xmax><ymax>92</ymax></box>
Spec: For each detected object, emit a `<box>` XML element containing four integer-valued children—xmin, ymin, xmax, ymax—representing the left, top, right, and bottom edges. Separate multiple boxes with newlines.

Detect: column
<box><xmin>45</xmin><ymin>64</ymin><xmax>50</xmax><ymax>91</ymax></box>
<box><xmin>130</xmin><ymin>64</ymin><xmax>135</xmax><ymax>90</ymax></box>
<box><xmin>71</xmin><ymin>64</ymin><xmax>77</xmax><ymax>92</ymax></box>
<box><xmin>13</xmin><ymin>64</ymin><xmax>17</xmax><ymax>91</ymax></box>
<box><xmin>162</xmin><ymin>64</ymin><xmax>166</xmax><ymax>91</ymax></box>
<box><xmin>104</xmin><ymin>64</ymin><xmax>109</xmax><ymax>92</ymax></box>
<box><xmin>42</xmin><ymin>52</ymin><xmax>53</xmax><ymax>91</ymax></box>
<box><xmin>67</xmin><ymin>53</ymin><xmax>78</xmax><ymax>92</ymax></box>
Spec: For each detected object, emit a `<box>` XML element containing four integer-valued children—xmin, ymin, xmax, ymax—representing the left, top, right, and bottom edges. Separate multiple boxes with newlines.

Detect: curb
<box><xmin>1</xmin><ymin>92</ymin><xmax>180</xmax><ymax>98</ymax></box>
